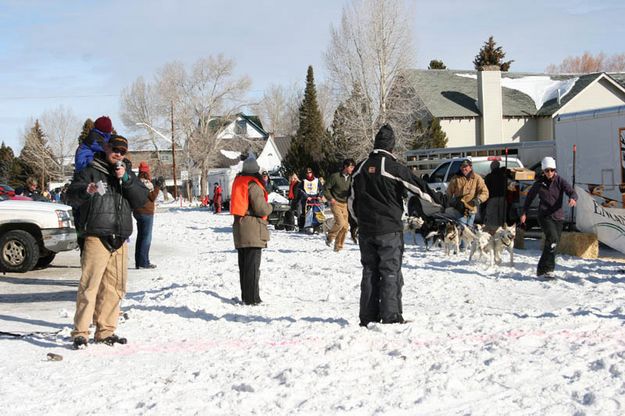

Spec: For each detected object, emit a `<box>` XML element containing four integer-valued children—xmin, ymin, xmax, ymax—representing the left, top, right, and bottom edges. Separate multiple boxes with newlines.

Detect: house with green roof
<box><xmin>406</xmin><ymin>67</ymin><xmax>625</xmax><ymax>148</ymax></box>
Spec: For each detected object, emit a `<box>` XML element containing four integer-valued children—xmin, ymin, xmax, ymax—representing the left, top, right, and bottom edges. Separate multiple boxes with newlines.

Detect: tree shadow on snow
<box><xmin>0</xmin><ymin>313</ymin><xmax>67</xmax><ymax>330</ymax></box>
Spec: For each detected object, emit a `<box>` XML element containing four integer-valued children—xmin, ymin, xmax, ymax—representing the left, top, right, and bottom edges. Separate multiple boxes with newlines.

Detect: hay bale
<box><xmin>543</xmin><ymin>231</ymin><xmax>598</xmax><ymax>259</ymax></box>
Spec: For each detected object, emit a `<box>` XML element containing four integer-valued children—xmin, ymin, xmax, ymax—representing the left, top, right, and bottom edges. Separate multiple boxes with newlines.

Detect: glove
<box><xmin>471</xmin><ymin>198</ymin><xmax>481</xmax><ymax>207</ymax></box>
<box><xmin>450</xmin><ymin>196</ymin><xmax>465</xmax><ymax>213</ymax></box>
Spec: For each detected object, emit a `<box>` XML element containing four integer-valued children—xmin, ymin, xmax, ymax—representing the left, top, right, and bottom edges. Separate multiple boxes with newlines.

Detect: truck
<box><xmin>554</xmin><ymin>105</ymin><xmax>625</xmax><ymax>207</ymax></box>
<box><xmin>0</xmin><ymin>200</ymin><xmax>78</xmax><ymax>273</ymax></box>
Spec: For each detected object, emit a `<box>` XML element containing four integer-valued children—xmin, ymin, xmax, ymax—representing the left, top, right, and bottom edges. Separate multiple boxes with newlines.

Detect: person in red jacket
<box><xmin>213</xmin><ymin>182</ymin><xmax>223</xmax><ymax>213</ymax></box>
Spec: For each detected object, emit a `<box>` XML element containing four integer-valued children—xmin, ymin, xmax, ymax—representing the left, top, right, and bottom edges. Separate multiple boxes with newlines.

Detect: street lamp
<box><xmin>136</xmin><ymin>122</ymin><xmax>178</xmax><ymax>199</ymax></box>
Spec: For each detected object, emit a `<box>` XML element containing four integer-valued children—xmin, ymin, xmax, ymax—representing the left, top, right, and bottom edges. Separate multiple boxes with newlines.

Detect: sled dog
<box><xmin>492</xmin><ymin>223</ymin><xmax>516</xmax><ymax>266</ymax></box>
<box><xmin>403</xmin><ymin>216</ymin><xmax>425</xmax><ymax>245</ymax></box>
<box><xmin>442</xmin><ymin>222</ymin><xmax>460</xmax><ymax>255</ymax></box>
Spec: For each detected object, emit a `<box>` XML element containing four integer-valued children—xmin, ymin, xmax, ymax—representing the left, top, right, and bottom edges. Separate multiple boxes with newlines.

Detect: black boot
<box><xmin>96</xmin><ymin>334</ymin><xmax>127</xmax><ymax>346</ymax></box>
<box><xmin>73</xmin><ymin>336</ymin><xmax>88</xmax><ymax>350</ymax></box>
<box><xmin>381</xmin><ymin>313</ymin><xmax>405</xmax><ymax>324</ymax></box>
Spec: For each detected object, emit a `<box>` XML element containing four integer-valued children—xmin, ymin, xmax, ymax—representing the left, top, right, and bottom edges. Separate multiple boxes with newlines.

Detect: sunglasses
<box><xmin>112</xmin><ymin>148</ymin><xmax>127</xmax><ymax>156</ymax></box>
<box><xmin>544</xmin><ymin>168</ymin><xmax>555</xmax><ymax>173</ymax></box>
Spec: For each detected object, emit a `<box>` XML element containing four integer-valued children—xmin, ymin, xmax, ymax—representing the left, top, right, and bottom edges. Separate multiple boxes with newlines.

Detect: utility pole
<box><xmin>171</xmin><ymin>102</ymin><xmax>178</xmax><ymax>199</ymax></box>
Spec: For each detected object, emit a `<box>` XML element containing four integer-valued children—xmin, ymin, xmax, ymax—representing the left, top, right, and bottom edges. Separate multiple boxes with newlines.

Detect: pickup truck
<box><xmin>0</xmin><ymin>200</ymin><xmax>78</xmax><ymax>273</ymax></box>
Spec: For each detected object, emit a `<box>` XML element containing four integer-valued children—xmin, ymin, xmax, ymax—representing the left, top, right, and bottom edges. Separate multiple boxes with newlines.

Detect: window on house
<box><xmin>235</xmin><ymin>120</ymin><xmax>247</xmax><ymax>135</ymax></box>
<box><xmin>160</xmin><ymin>154</ymin><xmax>172</xmax><ymax>162</ymax></box>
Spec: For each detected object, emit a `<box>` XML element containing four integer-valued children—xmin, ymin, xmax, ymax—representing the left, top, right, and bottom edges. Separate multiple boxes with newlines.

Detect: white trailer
<box><xmin>207</xmin><ymin>160</ymin><xmax>244</xmax><ymax>203</ymax></box>
<box><xmin>555</xmin><ymin>105</ymin><xmax>625</xmax><ymax>206</ymax></box>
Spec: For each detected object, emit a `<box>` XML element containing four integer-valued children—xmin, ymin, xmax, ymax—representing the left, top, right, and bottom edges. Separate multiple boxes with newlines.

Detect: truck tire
<box><xmin>36</xmin><ymin>252</ymin><xmax>57</xmax><ymax>269</ymax></box>
<box><xmin>0</xmin><ymin>230</ymin><xmax>40</xmax><ymax>273</ymax></box>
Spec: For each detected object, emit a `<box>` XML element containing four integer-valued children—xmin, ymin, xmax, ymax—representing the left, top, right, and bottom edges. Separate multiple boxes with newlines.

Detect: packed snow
<box><xmin>2</xmin><ymin>207</ymin><xmax>625</xmax><ymax>415</ymax></box>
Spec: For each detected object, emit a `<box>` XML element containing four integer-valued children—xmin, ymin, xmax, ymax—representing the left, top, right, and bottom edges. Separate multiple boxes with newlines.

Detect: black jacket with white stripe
<box><xmin>349</xmin><ymin>149</ymin><xmax>442</xmax><ymax>236</ymax></box>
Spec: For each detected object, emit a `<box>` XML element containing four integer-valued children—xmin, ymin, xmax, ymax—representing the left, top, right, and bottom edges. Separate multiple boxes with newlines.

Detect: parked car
<box><xmin>0</xmin><ymin>199</ymin><xmax>78</xmax><ymax>272</ymax></box>
<box><xmin>269</xmin><ymin>176</ymin><xmax>289</xmax><ymax>197</ymax></box>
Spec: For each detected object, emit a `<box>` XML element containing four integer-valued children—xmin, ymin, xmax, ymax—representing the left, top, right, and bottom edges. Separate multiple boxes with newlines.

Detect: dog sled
<box><xmin>300</xmin><ymin>196</ymin><xmax>326</xmax><ymax>234</ymax></box>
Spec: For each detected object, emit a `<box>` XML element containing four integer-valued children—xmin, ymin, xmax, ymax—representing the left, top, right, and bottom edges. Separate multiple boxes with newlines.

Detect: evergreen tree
<box><xmin>409</xmin><ymin>117</ymin><xmax>448</xmax><ymax>149</ymax></box>
<box><xmin>19</xmin><ymin>119</ymin><xmax>61</xmax><ymax>187</ymax></box>
<box><xmin>283</xmin><ymin>66</ymin><xmax>327</xmax><ymax>176</ymax></box>
<box><xmin>77</xmin><ymin>118</ymin><xmax>94</xmax><ymax>145</ymax></box>
<box><xmin>329</xmin><ymin>83</ymin><xmax>372</xmax><ymax>165</ymax></box>
<box><xmin>473</xmin><ymin>36</ymin><xmax>513</xmax><ymax>71</ymax></box>
<box><xmin>0</xmin><ymin>142</ymin><xmax>16</xmax><ymax>183</ymax></box>
<box><xmin>428</xmin><ymin>59</ymin><xmax>447</xmax><ymax>70</ymax></box>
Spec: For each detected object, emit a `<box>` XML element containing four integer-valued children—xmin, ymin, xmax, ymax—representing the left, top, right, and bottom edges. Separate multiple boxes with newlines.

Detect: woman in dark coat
<box><xmin>230</xmin><ymin>158</ymin><xmax>272</xmax><ymax>305</ymax></box>
<box><xmin>521</xmin><ymin>157</ymin><xmax>577</xmax><ymax>278</ymax></box>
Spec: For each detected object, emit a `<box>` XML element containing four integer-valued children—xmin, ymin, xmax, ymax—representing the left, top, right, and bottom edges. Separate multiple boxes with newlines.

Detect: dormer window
<box><xmin>235</xmin><ymin>119</ymin><xmax>246</xmax><ymax>135</ymax></box>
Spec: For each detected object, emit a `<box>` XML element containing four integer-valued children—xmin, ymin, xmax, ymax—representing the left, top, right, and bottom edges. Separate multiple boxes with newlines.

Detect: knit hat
<box><xmin>490</xmin><ymin>160</ymin><xmax>500</xmax><ymax>170</ymax></box>
<box><xmin>109</xmin><ymin>135</ymin><xmax>128</xmax><ymax>150</ymax></box>
<box><xmin>94</xmin><ymin>116</ymin><xmax>113</xmax><ymax>134</ymax></box>
<box><xmin>242</xmin><ymin>158</ymin><xmax>260</xmax><ymax>174</ymax></box>
<box><xmin>374</xmin><ymin>124</ymin><xmax>395</xmax><ymax>151</ymax></box>
<box><xmin>541</xmin><ymin>156</ymin><xmax>556</xmax><ymax>171</ymax></box>
<box><xmin>138</xmin><ymin>161</ymin><xmax>150</xmax><ymax>174</ymax></box>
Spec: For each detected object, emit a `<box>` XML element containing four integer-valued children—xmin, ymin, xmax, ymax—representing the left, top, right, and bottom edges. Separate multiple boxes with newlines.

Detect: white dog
<box><xmin>468</xmin><ymin>224</ymin><xmax>495</xmax><ymax>266</ymax></box>
<box><xmin>492</xmin><ymin>223</ymin><xmax>516</xmax><ymax>266</ymax></box>
<box><xmin>403</xmin><ymin>216</ymin><xmax>425</xmax><ymax>245</ymax></box>
<box><xmin>443</xmin><ymin>222</ymin><xmax>460</xmax><ymax>255</ymax></box>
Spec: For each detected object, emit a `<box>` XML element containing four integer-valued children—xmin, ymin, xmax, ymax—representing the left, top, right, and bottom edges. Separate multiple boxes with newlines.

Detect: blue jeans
<box><xmin>133</xmin><ymin>213</ymin><xmax>154</xmax><ymax>268</ymax></box>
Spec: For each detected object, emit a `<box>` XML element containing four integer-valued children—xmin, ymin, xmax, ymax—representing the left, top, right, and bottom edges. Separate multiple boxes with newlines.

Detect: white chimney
<box><xmin>477</xmin><ymin>65</ymin><xmax>503</xmax><ymax>145</ymax></box>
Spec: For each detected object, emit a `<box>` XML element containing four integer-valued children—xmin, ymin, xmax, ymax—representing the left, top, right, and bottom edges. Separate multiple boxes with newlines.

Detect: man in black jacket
<box><xmin>67</xmin><ymin>135</ymin><xmax>148</xmax><ymax>349</ymax></box>
<box><xmin>349</xmin><ymin>124</ymin><xmax>442</xmax><ymax>326</ymax></box>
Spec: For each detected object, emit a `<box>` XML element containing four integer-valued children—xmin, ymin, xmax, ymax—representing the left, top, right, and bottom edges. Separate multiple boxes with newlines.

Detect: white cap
<box><xmin>541</xmin><ymin>156</ymin><xmax>556</xmax><ymax>171</ymax></box>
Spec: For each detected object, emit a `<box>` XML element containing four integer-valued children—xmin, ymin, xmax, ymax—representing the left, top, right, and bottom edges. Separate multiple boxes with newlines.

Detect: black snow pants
<box><xmin>358</xmin><ymin>232</ymin><xmax>404</xmax><ymax>324</ymax></box>
<box><xmin>237</xmin><ymin>247</ymin><xmax>262</xmax><ymax>305</ymax></box>
<box><xmin>537</xmin><ymin>215</ymin><xmax>563</xmax><ymax>276</ymax></box>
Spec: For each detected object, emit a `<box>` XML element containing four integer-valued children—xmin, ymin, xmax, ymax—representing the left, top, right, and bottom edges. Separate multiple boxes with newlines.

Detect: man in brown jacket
<box><xmin>133</xmin><ymin>161</ymin><xmax>163</xmax><ymax>269</ymax></box>
<box><xmin>230</xmin><ymin>158</ymin><xmax>273</xmax><ymax>305</ymax></box>
<box><xmin>446</xmin><ymin>159</ymin><xmax>489</xmax><ymax>226</ymax></box>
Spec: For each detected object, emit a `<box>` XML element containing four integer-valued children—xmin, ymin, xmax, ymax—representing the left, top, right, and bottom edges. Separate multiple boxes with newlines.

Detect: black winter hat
<box><xmin>374</xmin><ymin>124</ymin><xmax>395</xmax><ymax>151</ymax></box>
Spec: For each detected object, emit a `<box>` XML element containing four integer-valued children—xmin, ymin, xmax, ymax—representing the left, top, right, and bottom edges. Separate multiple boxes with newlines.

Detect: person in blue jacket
<box><xmin>75</xmin><ymin>116</ymin><xmax>113</xmax><ymax>173</ymax></box>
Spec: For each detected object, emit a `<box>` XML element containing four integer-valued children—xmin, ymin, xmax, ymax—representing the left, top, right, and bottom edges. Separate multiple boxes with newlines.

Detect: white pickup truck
<box><xmin>0</xmin><ymin>200</ymin><xmax>78</xmax><ymax>273</ymax></box>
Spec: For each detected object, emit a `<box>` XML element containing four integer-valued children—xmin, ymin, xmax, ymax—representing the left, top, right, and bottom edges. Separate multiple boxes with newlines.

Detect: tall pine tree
<box><xmin>0</xmin><ymin>142</ymin><xmax>17</xmax><ymax>183</ymax></box>
<box><xmin>329</xmin><ymin>83</ymin><xmax>372</xmax><ymax>166</ymax></box>
<box><xmin>19</xmin><ymin>120</ymin><xmax>61</xmax><ymax>187</ymax></box>
<box><xmin>283</xmin><ymin>66</ymin><xmax>327</xmax><ymax>176</ymax></box>
<box><xmin>473</xmin><ymin>36</ymin><xmax>514</xmax><ymax>71</ymax></box>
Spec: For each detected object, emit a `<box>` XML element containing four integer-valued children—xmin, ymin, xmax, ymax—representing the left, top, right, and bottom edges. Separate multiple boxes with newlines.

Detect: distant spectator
<box><xmin>133</xmin><ymin>161</ymin><xmax>163</xmax><ymax>269</ymax></box>
<box><xmin>23</xmin><ymin>177</ymin><xmax>49</xmax><ymax>202</ymax></box>
<box><xmin>484</xmin><ymin>160</ymin><xmax>508</xmax><ymax>231</ymax></box>
<box><xmin>213</xmin><ymin>182</ymin><xmax>223</xmax><ymax>213</ymax></box>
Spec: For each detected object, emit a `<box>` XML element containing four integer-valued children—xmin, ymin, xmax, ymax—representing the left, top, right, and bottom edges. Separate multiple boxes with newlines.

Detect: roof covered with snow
<box><xmin>405</xmin><ymin>69</ymin><xmax>625</xmax><ymax>118</ymax></box>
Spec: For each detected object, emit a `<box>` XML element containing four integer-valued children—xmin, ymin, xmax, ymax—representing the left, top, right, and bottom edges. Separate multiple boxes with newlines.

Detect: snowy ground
<box><xmin>2</xmin><ymin>207</ymin><xmax>625</xmax><ymax>415</ymax></box>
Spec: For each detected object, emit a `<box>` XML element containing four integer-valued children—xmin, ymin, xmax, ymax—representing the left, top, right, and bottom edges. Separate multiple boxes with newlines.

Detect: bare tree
<box><xmin>39</xmin><ymin>105</ymin><xmax>80</xmax><ymax>178</ymax></box>
<box><xmin>325</xmin><ymin>0</ymin><xmax>417</xmax><ymax>155</ymax></box>
<box><xmin>252</xmin><ymin>84</ymin><xmax>294</xmax><ymax>136</ymax></box>
<box><xmin>120</xmin><ymin>55</ymin><xmax>252</xmax><ymax>197</ymax></box>
<box><xmin>546</xmin><ymin>51</ymin><xmax>625</xmax><ymax>74</ymax></box>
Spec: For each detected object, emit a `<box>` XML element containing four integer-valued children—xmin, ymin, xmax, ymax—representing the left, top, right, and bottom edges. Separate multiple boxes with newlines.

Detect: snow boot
<box><xmin>73</xmin><ymin>336</ymin><xmax>88</xmax><ymax>350</ymax></box>
<box><xmin>381</xmin><ymin>313</ymin><xmax>405</xmax><ymax>324</ymax></box>
<box><xmin>96</xmin><ymin>334</ymin><xmax>127</xmax><ymax>346</ymax></box>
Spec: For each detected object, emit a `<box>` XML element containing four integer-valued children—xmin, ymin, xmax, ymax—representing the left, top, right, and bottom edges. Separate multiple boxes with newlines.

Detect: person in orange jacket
<box><xmin>213</xmin><ymin>182</ymin><xmax>223</xmax><ymax>213</ymax></box>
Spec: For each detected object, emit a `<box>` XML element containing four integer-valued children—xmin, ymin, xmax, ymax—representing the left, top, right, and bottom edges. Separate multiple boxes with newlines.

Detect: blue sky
<box><xmin>1</xmin><ymin>0</ymin><xmax>623</xmax><ymax>152</ymax></box>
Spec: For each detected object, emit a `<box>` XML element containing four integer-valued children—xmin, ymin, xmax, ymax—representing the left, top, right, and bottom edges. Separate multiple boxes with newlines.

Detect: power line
<box><xmin>0</xmin><ymin>94</ymin><xmax>120</xmax><ymax>100</ymax></box>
